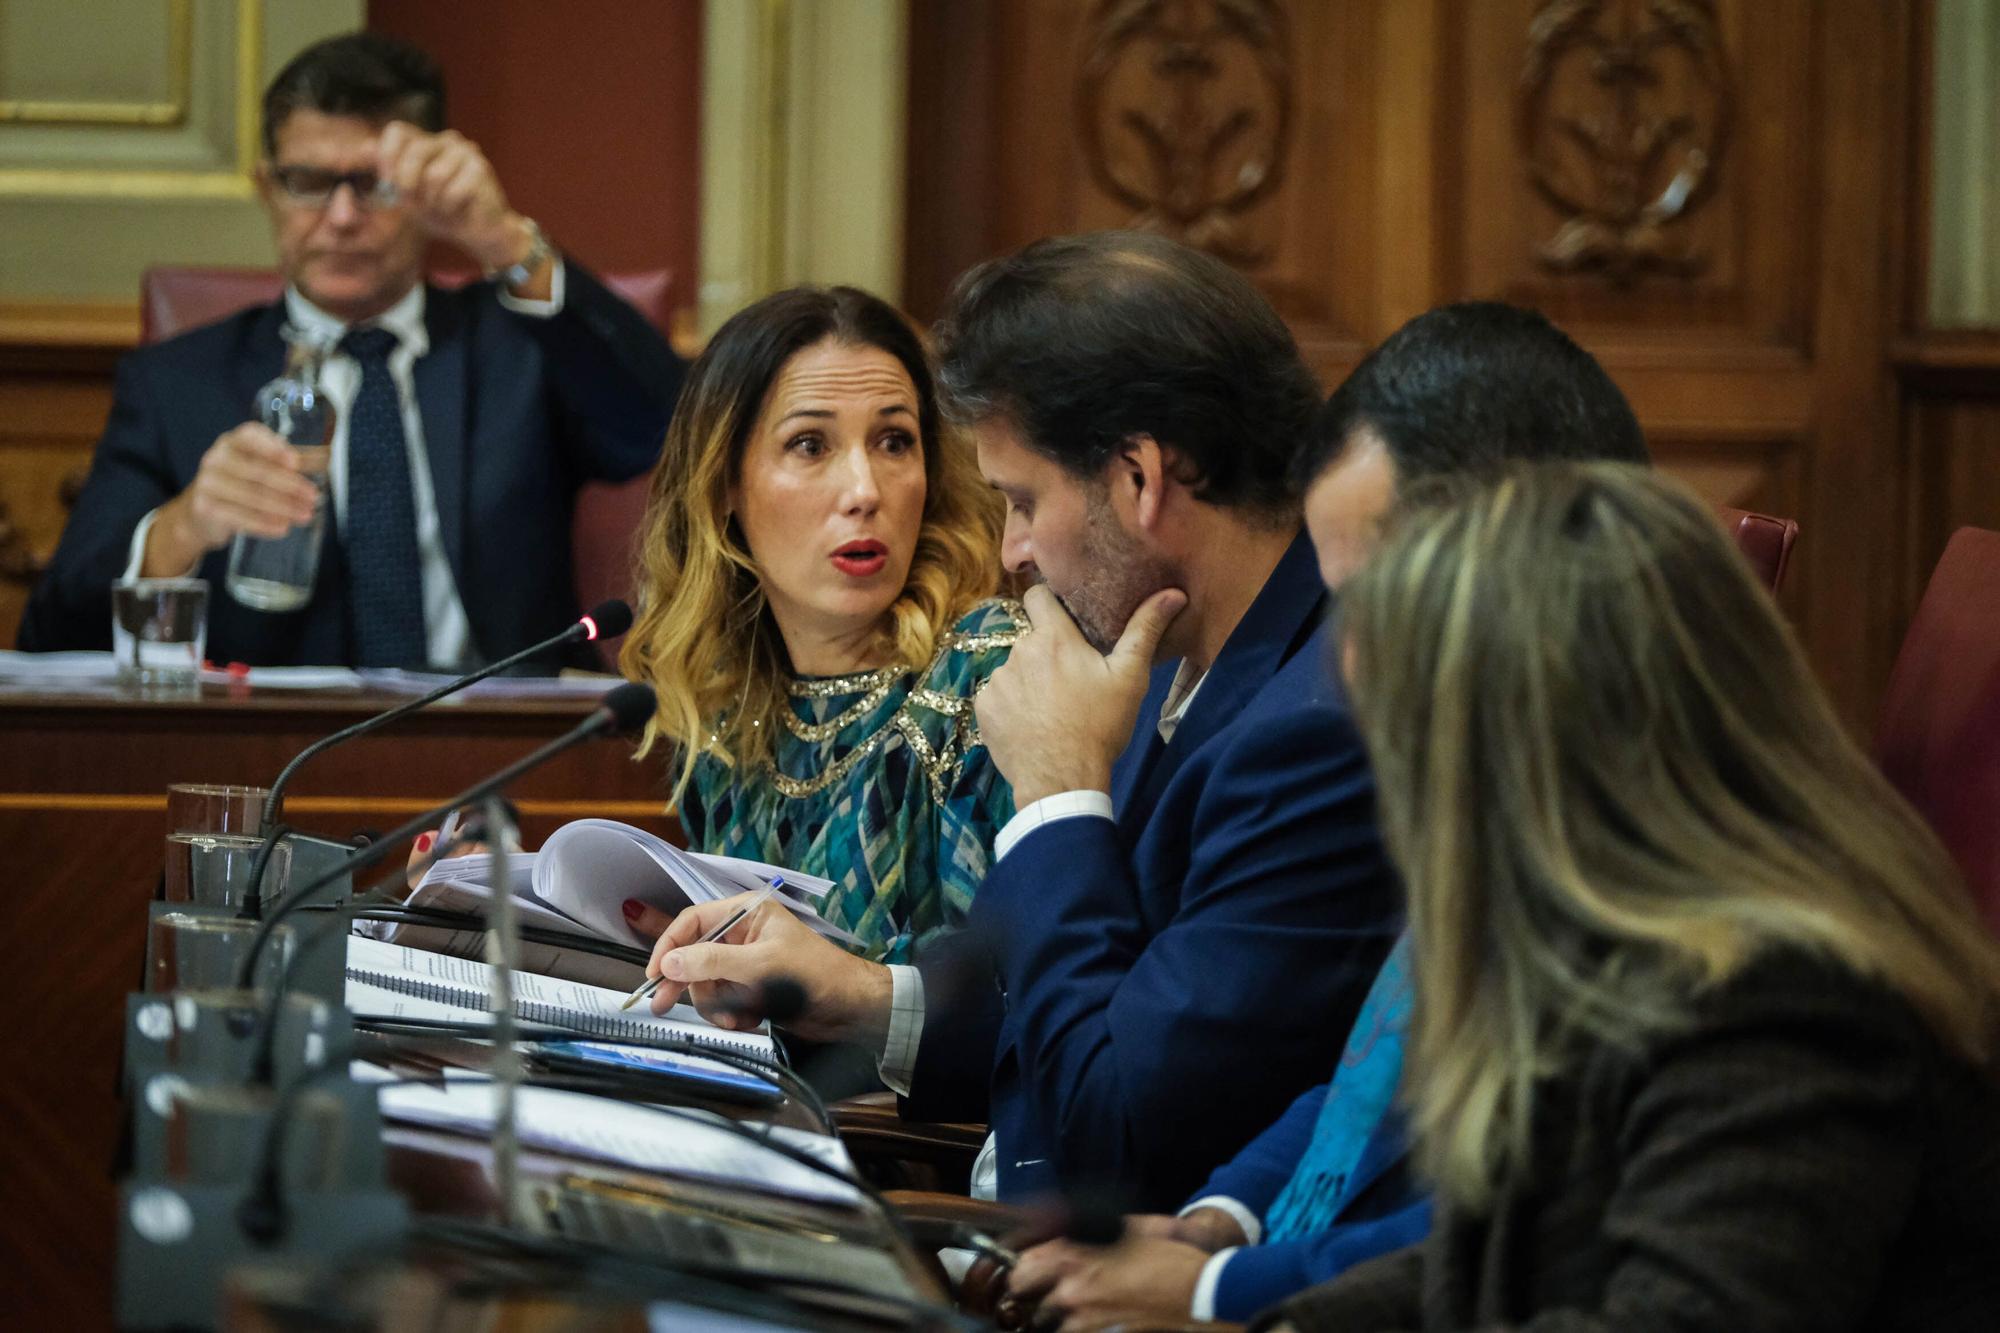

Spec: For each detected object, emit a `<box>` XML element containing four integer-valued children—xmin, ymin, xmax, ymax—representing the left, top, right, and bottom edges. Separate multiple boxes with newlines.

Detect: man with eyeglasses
<box><xmin>18</xmin><ymin>32</ymin><xmax>684</xmax><ymax>669</ymax></box>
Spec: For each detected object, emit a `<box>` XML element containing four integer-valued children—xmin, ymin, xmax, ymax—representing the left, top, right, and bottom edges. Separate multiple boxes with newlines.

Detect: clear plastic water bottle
<box><xmin>226</xmin><ymin>329</ymin><xmax>336</xmax><ymax>612</ymax></box>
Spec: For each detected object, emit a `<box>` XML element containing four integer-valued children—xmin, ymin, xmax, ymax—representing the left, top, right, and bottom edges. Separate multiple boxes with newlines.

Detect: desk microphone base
<box><xmin>117</xmin><ymin>1183</ymin><xmax>408</xmax><ymax>1330</ymax></box>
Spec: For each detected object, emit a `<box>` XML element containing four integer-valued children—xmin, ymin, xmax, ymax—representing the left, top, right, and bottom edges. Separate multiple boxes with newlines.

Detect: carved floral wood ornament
<box><xmin>1077</xmin><ymin>0</ymin><xmax>1293</xmax><ymax>264</ymax></box>
<box><xmin>0</xmin><ymin>496</ymin><xmax>38</xmax><ymax>584</ymax></box>
<box><xmin>0</xmin><ymin>469</ymin><xmax>83</xmax><ymax>586</ymax></box>
<box><xmin>1518</xmin><ymin>0</ymin><xmax>1734</xmax><ymax>283</ymax></box>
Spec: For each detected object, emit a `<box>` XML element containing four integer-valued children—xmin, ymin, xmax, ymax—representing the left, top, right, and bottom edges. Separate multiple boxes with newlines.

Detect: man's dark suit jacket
<box><xmin>1260</xmin><ymin>952</ymin><xmax>2000</xmax><ymax>1332</ymax></box>
<box><xmin>904</xmin><ymin>534</ymin><xmax>1403</xmax><ymax>1210</ymax></box>
<box><xmin>17</xmin><ymin>263</ymin><xmax>682</xmax><ymax>667</ymax></box>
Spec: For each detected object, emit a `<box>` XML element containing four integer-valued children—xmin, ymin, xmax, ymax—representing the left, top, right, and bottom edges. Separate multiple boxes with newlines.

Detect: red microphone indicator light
<box><xmin>578</xmin><ymin>599</ymin><xmax>634</xmax><ymax>644</ymax></box>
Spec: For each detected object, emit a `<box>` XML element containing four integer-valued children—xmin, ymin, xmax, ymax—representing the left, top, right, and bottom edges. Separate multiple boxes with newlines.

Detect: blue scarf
<box><xmin>1263</xmin><ymin>935</ymin><xmax>1413</xmax><ymax>1241</ymax></box>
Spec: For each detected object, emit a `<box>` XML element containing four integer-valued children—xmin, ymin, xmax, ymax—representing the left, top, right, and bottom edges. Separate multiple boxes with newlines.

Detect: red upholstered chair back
<box><xmin>1716</xmin><ymin>505</ymin><xmax>1800</xmax><ymax>594</ymax></box>
<box><xmin>1876</xmin><ymin>526</ymin><xmax>2000</xmax><ymax>934</ymax></box>
<box><xmin>138</xmin><ymin>264</ymin><xmax>674</xmax><ymax>661</ymax></box>
<box><xmin>139</xmin><ymin>264</ymin><xmax>674</xmax><ymax>343</ymax></box>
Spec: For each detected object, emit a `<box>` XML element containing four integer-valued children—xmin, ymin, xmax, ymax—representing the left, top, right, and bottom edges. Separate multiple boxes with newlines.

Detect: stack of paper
<box><xmin>376</xmin><ymin>1078</ymin><xmax>862</xmax><ymax>1208</ymax></box>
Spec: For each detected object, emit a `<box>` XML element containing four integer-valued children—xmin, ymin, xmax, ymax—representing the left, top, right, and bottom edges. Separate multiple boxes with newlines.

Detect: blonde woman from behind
<box><xmin>1263</xmin><ymin>462</ymin><xmax>2000</xmax><ymax>1333</ymax></box>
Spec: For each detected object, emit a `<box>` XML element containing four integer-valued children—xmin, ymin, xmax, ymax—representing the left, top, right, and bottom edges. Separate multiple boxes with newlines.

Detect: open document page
<box><xmin>403</xmin><ymin>819</ymin><xmax>861</xmax><ymax>961</ymax></box>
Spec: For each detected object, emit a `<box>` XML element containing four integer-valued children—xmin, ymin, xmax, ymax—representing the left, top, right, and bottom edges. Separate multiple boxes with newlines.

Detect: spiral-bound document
<box><xmin>345</xmin><ymin>935</ymin><xmax>774</xmax><ymax>1057</ymax></box>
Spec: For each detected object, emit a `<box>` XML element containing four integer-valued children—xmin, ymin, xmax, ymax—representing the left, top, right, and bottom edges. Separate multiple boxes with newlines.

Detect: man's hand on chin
<box><xmin>628</xmin><ymin>896</ymin><xmax>894</xmax><ymax>1048</ymax></box>
<box><xmin>974</xmin><ymin>584</ymin><xmax>1187</xmax><ymax>807</ymax></box>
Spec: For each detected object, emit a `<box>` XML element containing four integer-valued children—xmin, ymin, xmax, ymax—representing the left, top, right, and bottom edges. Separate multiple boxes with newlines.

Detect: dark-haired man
<box><xmin>1302</xmin><ymin>300</ymin><xmax>1649</xmax><ymax>589</ymax></box>
<box><xmin>635</xmin><ymin>231</ymin><xmax>1402</xmax><ymax>1213</ymax></box>
<box><xmin>1002</xmin><ymin>303</ymin><xmax>1653</xmax><ymax>1330</ymax></box>
<box><xmin>19</xmin><ymin>32</ymin><xmax>682</xmax><ymax>667</ymax></box>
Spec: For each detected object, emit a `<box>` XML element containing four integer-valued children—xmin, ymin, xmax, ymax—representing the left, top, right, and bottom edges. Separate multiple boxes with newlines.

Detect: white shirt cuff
<box><xmin>1190</xmin><ymin>1247</ymin><xmax>1240</xmax><ymax>1322</ymax></box>
<box><xmin>124</xmin><ymin>507</ymin><xmax>197</xmax><ymax>580</ymax></box>
<box><xmin>494</xmin><ymin>256</ymin><xmax>566</xmax><ymax>317</ymax></box>
<box><xmin>970</xmin><ymin>1131</ymin><xmax>1000</xmax><ymax>1201</ymax></box>
<box><xmin>993</xmin><ymin>790</ymin><xmax>1114</xmax><ymax>861</ymax></box>
<box><xmin>878</xmin><ymin>962</ymin><xmax>925</xmax><ymax>1096</ymax></box>
<box><xmin>1179</xmin><ymin>1194</ymin><xmax>1263</xmax><ymax>1247</ymax></box>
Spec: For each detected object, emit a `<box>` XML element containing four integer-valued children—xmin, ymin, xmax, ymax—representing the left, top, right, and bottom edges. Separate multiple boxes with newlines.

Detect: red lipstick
<box><xmin>831</xmin><ymin>539</ymin><xmax>889</xmax><ymax>577</ymax></box>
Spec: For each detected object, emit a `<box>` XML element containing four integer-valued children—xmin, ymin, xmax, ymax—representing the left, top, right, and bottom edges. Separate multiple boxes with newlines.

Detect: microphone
<box><xmin>238</xmin><ymin>600</ymin><xmax>634</xmax><ymax>917</ymax></box>
<box><xmin>232</xmin><ymin>686</ymin><xmax>655</xmax><ymax>1249</ymax></box>
<box><xmin>260</xmin><ymin>598</ymin><xmax>632</xmax><ymax>829</ymax></box>
<box><xmin>239</xmin><ymin>682</ymin><xmax>657</xmax><ymax>1012</ymax></box>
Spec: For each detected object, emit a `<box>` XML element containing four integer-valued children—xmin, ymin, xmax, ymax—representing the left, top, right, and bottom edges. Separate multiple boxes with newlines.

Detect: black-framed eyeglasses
<box><xmin>269</xmin><ymin>165</ymin><xmax>400</xmax><ymax>210</ymax></box>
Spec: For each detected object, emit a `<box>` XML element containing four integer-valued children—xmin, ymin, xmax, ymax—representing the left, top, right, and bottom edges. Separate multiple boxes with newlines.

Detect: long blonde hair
<box><xmin>619</xmin><ymin>286</ymin><xmax>1001</xmax><ymax>801</ymax></box>
<box><xmin>1342</xmin><ymin>462</ymin><xmax>2000</xmax><ymax>1211</ymax></box>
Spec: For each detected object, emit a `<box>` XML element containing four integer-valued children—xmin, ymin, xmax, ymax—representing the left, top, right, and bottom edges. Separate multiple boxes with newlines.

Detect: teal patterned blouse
<box><xmin>677</xmin><ymin>598</ymin><xmax>1025</xmax><ymax>964</ymax></box>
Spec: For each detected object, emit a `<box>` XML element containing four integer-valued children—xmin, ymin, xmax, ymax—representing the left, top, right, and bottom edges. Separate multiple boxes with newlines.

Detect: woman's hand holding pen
<box><xmin>625</xmin><ymin>891</ymin><xmax>894</xmax><ymax>1047</ymax></box>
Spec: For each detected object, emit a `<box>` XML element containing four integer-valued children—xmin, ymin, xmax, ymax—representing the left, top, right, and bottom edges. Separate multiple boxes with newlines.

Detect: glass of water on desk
<box><xmin>111</xmin><ymin>576</ymin><xmax>208</xmax><ymax>692</ymax></box>
<box><xmin>166</xmin><ymin>782</ymin><xmax>269</xmax><ymax>837</ymax></box>
<box><xmin>164</xmin><ymin>832</ymin><xmax>289</xmax><ymax>910</ymax></box>
<box><xmin>147</xmin><ymin>912</ymin><xmax>295</xmax><ymax>994</ymax></box>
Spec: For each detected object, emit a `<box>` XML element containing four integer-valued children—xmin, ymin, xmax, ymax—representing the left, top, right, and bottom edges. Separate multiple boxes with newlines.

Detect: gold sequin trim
<box><xmin>787</xmin><ymin>666</ymin><xmax>903</xmax><ymax>699</ymax></box>
<box><xmin>764</xmin><ymin>605</ymin><xmax>1023</xmax><ymax>801</ymax></box>
<box><xmin>939</xmin><ymin>599</ymin><xmax>1028</xmax><ymax>656</ymax></box>
<box><xmin>907</xmin><ymin>687</ymin><xmax>972</xmax><ymax>715</ymax></box>
<box><xmin>769</xmin><ymin>724</ymin><xmax>896</xmax><ymax>799</ymax></box>
<box><xmin>781</xmin><ymin>671</ymin><xmax>904</xmax><ymax>742</ymax></box>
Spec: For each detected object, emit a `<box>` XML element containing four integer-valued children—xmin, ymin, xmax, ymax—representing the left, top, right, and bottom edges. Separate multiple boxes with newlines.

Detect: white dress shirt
<box><xmin>881</xmin><ymin>662</ymin><xmax>1210</xmax><ymax>1203</ymax></box>
<box><xmin>124</xmin><ymin>267</ymin><xmax>567</xmax><ymax>669</ymax></box>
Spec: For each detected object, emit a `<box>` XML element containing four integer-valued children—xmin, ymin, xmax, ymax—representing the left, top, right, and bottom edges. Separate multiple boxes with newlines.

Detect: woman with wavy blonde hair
<box><xmin>618</xmin><ymin>285</ymin><xmax>1020</xmax><ymax>964</ymax></box>
<box><xmin>1265</xmin><ymin>462</ymin><xmax>2000</xmax><ymax>1332</ymax></box>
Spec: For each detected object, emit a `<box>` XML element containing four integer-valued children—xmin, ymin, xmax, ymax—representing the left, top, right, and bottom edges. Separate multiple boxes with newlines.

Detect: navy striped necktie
<box><xmin>338</xmin><ymin>326</ymin><xmax>428</xmax><ymax>667</ymax></box>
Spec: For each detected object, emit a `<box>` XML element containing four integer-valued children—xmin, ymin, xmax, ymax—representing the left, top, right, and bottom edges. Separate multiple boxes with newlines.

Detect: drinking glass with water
<box><xmin>226</xmin><ymin>327</ymin><xmax>335</xmax><ymax>611</ymax></box>
<box><xmin>111</xmin><ymin>576</ymin><xmax>208</xmax><ymax>689</ymax></box>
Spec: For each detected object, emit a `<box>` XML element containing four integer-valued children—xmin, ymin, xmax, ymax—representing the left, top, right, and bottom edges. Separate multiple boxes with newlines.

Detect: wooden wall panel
<box><xmin>904</xmin><ymin>0</ymin><xmax>1920</xmax><ymax>726</ymax></box>
<box><xmin>1446</xmin><ymin>0</ymin><xmax>1815</xmax><ymax>351</ymax></box>
<box><xmin>909</xmin><ymin>0</ymin><xmax>1380</xmax><ymax>365</ymax></box>
<box><xmin>0</xmin><ymin>343</ymin><xmax>119</xmax><ymax>646</ymax></box>
<box><xmin>1896</xmin><ymin>340</ymin><xmax>2000</xmax><ymax>615</ymax></box>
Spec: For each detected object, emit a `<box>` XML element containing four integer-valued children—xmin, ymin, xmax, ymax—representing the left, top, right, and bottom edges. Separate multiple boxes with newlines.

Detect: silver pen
<box><xmin>619</xmin><ymin>878</ymin><xmax>783</xmax><ymax>1012</ymax></box>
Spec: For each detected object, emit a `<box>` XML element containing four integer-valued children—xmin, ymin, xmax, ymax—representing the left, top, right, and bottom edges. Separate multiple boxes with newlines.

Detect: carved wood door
<box><xmin>905</xmin><ymin>0</ymin><xmax>1918</xmax><ymax>726</ymax></box>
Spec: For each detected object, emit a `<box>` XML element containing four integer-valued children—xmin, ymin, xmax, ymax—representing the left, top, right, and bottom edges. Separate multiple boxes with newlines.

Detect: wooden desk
<box><xmin>0</xmin><ymin>683</ymin><xmax>679</xmax><ymax>1331</ymax></box>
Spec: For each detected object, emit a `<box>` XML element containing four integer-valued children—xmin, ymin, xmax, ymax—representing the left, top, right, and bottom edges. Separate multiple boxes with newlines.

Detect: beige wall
<box><xmin>0</xmin><ymin>0</ymin><xmax>361</xmax><ymax>305</ymax></box>
<box><xmin>699</xmin><ymin>0</ymin><xmax>908</xmax><ymax>336</ymax></box>
<box><xmin>1929</xmin><ymin>0</ymin><xmax>2000</xmax><ymax>326</ymax></box>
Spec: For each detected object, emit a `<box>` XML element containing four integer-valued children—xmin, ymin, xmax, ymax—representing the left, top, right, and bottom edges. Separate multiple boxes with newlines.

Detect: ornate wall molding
<box><xmin>1517</xmin><ymin>0</ymin><xmax>1734</xmax><ymax>283</ymax></box>
<box><xmin>0</xmin><ymin>0</ymin><xmax>261</xmax><ymax>199</ymax></box>
<box><xmin>1076</xmin><ymin>0</ymin><xmax>1293</xmax><ymax>265</ymax></box>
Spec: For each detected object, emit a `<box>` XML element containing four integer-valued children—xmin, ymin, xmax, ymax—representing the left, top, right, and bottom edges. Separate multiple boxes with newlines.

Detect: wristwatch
<box><xmin>490</xmin><ymin>216</ymin><xmax>554</xmax><ymax>288</ymax></box>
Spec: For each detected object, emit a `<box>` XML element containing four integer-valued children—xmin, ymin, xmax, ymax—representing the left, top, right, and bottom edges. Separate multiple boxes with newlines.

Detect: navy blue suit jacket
<box><xmin>1195</xmin><ymin>1080</ymin><xmax>1430</xmax><ymax>1320</ymax></box>
<box><xmin>904</xmin><ymin>534</ymin><xmax>1403</xmax><ymax>1210</ymax></box>
<box><xmin>17</xmin><ymin>263</ymin><xmax>681</xmax><ymax>666</ymax></box>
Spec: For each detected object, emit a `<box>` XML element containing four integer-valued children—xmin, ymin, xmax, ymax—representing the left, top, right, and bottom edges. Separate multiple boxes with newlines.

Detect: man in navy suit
<box><xmin>17</xmin><ymin>33</ymin><xmax>681</xmax><ymax>668</ymax></box>
<box><xmin>636</xmin><ymin>231</ymin><xmax>1402</xmax><ymax>1213</ymax></box>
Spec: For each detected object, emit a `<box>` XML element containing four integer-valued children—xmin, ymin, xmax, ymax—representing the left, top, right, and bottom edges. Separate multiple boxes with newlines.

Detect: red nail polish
<box><xmin>621</xmin><ymin>898</ymin><xmax>642</xmax><ymax>922</ymax></box>
<box><xmin>416</xmin><ymin>832</ymin><xmax>435</xmax><ymax>853</ymax></box>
